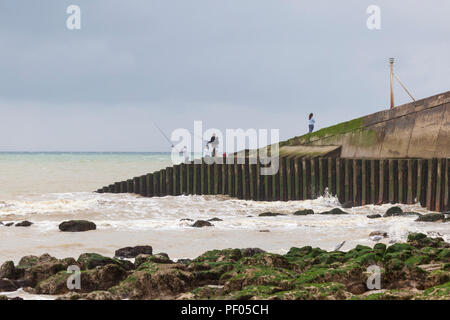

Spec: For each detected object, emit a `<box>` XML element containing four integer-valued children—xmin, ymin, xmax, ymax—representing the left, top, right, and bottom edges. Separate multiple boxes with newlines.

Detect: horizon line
<box><xmin>0</xmin><ymin>150</ymin><xmax>172</xmax><ymax>153</ymax></box>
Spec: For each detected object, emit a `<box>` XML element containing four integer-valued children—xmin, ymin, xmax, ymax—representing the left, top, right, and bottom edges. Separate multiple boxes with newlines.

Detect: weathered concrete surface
<box><xmin>283</xmin><ymin>91</ymin><xmax>450</xmax><ymax>158</ymax></box>
<box><xmin>279</xmin><ymin>145</ymin><xmax>341</xmax><ymax>157</ymax></box>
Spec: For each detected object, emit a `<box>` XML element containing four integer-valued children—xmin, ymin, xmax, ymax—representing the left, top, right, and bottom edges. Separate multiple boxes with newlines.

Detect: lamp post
<box><xmin>390</xmin><ymin>58</ymin><xmax>395</xmax><ymax>109</ymax></box>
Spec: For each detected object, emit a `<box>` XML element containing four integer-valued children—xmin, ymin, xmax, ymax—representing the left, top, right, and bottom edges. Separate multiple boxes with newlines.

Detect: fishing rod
<box><xmin>151</xmin><ymin>120</ymin><xmax>174</xmax><ymax>148</ymax></box>
<box><xmin>151</xmin><ymin>120</ymin><xmax>214</xmax><ymax>152</ymax></box>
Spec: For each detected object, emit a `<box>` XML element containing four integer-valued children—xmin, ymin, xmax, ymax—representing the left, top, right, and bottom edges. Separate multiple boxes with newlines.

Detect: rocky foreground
<box><xmin>0</xmin><ymin>232</ymin><xmax>449</xmax><ymax>300</ymax></box>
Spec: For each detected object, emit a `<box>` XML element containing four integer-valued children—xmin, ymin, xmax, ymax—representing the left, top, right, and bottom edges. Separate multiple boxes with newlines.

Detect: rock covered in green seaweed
<box><xmin>2</xmin><ymin>233</ymin><xmax>449</xmax><ymax>300</ymax></box>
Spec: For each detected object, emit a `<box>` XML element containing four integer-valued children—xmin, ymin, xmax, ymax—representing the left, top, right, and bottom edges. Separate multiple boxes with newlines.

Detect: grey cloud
<box><xmin>0</xmin><ymin>0</ymin><xmax>449</xmax><ymax>151</ymax></box>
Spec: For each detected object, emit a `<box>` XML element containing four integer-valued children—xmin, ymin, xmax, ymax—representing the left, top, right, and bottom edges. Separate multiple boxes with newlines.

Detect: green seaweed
<box><xmin>280</xmin><ymin>117</ymin><xmax>365</xmax><ymax>147</ymax></box>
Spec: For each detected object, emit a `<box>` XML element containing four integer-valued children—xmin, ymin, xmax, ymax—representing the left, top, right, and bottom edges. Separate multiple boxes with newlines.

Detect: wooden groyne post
<box><xmin>97</xmin><ymin>157</ymin><xmax>449</xmax><ymax>212</ymax></box>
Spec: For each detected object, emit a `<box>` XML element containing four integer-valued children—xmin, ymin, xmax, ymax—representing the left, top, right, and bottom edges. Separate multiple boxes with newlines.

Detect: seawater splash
<box><xmin>0</xmin><ymin>192</ymin><xmax>441</xmax><ymax>236</ymax></box>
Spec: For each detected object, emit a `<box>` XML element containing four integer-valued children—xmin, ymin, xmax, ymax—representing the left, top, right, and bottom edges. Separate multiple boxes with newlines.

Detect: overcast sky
<box><xmin>0</xmin><ymin>0</ymin><xmax>449</xmax><ymax>152</ymax></box>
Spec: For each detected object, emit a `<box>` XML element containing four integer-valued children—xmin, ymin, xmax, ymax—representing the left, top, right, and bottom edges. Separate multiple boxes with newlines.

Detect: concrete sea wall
<box><xmin>283</xmin><ymin>91</ymin><xmax>450</xmax><ymax>159</ymax></box>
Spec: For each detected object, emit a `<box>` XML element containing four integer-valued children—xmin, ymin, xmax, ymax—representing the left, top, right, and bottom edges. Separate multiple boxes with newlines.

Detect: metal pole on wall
<box><xmin>390</xmin><ymin>58</ymin><xmax>395</xmax><ymax>109</ymax></box>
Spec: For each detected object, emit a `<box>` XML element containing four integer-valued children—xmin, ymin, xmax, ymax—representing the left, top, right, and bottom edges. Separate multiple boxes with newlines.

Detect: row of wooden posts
<box><xmin>97</xmin><ymin>157</ymin><xmax>450</xmax><ymax>212</ymax></box>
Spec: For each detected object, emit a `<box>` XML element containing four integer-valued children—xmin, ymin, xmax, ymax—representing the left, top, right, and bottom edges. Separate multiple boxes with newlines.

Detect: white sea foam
<box><xmin>1</xmin><ymin>192</ymin><xmax>445</xmax><ymax>242</ymax></box>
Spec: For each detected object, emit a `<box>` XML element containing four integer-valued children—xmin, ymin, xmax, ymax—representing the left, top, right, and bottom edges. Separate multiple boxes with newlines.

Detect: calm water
<box><xmin>0</xmin><ymin>152</ymin><xmax>173</xmax><ymax>199</ymax></box>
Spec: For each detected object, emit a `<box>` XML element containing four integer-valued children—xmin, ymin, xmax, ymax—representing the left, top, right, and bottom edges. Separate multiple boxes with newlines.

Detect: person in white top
<box><xmin>182</xmin><ymin>146</ymin><xmax>189</xmax><ymax>163</ymax></box>
<box><xmin>308</xmin><ymin>113</ymin><xmax>315</xmax><ymax>133</ymax></box>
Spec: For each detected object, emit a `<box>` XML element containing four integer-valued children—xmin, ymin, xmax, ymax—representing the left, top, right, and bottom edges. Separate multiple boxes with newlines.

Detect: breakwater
<box><xmin>97</xmin><ymin>156</ymin><xmax>449</xmax><ymax>212</ymax></box>
<box><xmin>97</xmin><ymin>90</ymin><xmax>450</xmax><ymax>212</ymax></box>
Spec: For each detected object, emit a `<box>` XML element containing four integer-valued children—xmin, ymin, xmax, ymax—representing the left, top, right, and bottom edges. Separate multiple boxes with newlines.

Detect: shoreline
<box><xmin>2</xmin><ymin>193</ymin><xmax>449</xmax><ymax>300</ymax></box>
<box><xmin>1</xmin><ymin>200</ymin><xmax>448</xmax><ymax>264</ymax></box>
<box><xmin>1</xmin><ymin>232</ymin><xmax>449</xmax><ymax>300</ymax></box>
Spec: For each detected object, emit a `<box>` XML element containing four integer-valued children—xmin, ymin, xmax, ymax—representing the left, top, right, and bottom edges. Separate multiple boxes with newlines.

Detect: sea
<box><xmin>0</xmin><ymin>152</ymin><xmax>448</xmax><ymax>299</ymax></box>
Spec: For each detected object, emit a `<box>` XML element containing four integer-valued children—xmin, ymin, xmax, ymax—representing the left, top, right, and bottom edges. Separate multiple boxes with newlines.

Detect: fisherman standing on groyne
<box><xmin>206</xmin><ymin>133</ymin><xmax>219</xmax><ymax>157</ymax></box>
<box><xmin>308</xmin><ymin>113</ymin><xmax>315</xmax><ymax>133</ymax></box>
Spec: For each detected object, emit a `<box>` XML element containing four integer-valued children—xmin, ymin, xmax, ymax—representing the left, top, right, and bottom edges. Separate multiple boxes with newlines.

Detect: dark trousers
<box><xmin>309</xmin><ymin>125</ymin><xmax>314</xmax><ymax>133</ymax></box>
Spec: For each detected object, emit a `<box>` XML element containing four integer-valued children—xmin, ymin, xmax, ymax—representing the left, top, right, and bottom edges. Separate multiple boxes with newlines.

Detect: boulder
<box><xmin>82</xmin><ymin>264</ymin><xmax>128</xmax><ymax>292</ymax></box>
<box><xmin>241</xmin><ymin>248</ymin><xmax>266</xmax><ymax>257</ymax></box>
<box><xmin>318</xmin><ymin>208</ymin><xmax>348</xmax><ymax>215</ymax></box>
<box><xmin>367</xmin><ymin>214</ymin><xmax>382</xmax><ymax>219</ymax></box>
<box><xmin>176</xmin><ymin>259</ymin><xmax>192</xmax><ymax>265</ymax></box>
<box><xmin>59</xmin><ymin>220</ymin><xmax>96</xmax><ymax>232</ymax></box>
<box><xmin>191</xmin><ymin>220</ymin><xmax>214</xmax><ymax>228</ymax></box>
<box><xmin>403</xmin><ymin>212</ymin><xmax>422</xmax><ymax>216</ymax></box>
<box><xmin>14</xmin><ymin>279</ymin><xmax>32</xmax><ymax>288</ymax></box>
<box><xmin>407</xmin><ymin>232</ymin><xmax>427</xmax><ymax>242</ymax></box>
<box><xmin>17</xmin><ymin>255</ymin><xmax>40</xmax><ymax>269</ymax></box>
<box><xmin>424</xmin><ymin>270</ymin><xmax>450</xmax><ymax>288</ymax></box>
<box><xmin>148</xmin><ymin>254</ymin><xmax>173</xmax><ymax>264</ymax></box>
<box><xmin>78</xmin><ymin>253</ymin><xmax>129</xmax><ymax>270</ymax></box>
<box><xmin>258</xmin><ymin>212</ymin><xmax>286</xmax><ymax>217</ymax></box>
<box><xmin>341</xmin><ymin>201</ymin><xmax>354</xmax><ymax>209</ymax></box>
<box><xmin>369</xmin><ymin>231</ymin><xmax>388</xmax><ymax>238</ymax></box>
<box><xmin>37</xmin><ymin>263</ymin><xmax>128</xmax><ymax>295</ymax></box>
<box><xmin>114</xmin><ymin>245</ymin><xmax>153</xmax><ymax>258</ymax></box>
<box><xmin>407</xmin><ymin>233</ymin><xmax>448</xmax><ymax>249</ymax></box>
<box><xmin>207</xmin><ymin>217</ymin><xmax>223</xmax><ymax>222</ymax></box>
<box><xmin>0</xmin><ymin>261</ymin><xmax>16</xmax><ymax>279</ymax></box>
<box><xmin>242</xmin><ymin>253</ymin><xmax>291</xmax><ymax>269</ymax></box>
<box><xmin>15</xmin><ymin>254</ymin><xmax>76</xmax><ymax>287</ymax></box>
<box><xmin>416</xmin><ymin>213</ymin><xmax>445</xmax><ymax>222</ymax></box>
<box><xmin>369</xmin><ymin>236</ymin><xmax>383</xmax><ymax>242</ymax></box>
<box><xmin>384</xmin><ymin>206</ymin><xmax>403</xmax><ymax>217</ymax></box>
<box><xmin>134</xmin><ymin>254</ymin><xmax>152</xmax><ymax>268</ymax></box>
<box><xmin>135</xmin><ymin>253</ymin><xmax>174</xmax><ymax>266</ymax></box>
<box><xmin>0</xmin><ymin>279</ymin><xmax>19</xmax><ymax>292</ymax></box>
<box><xmin>438</xmin><ymin>249</ymin><xmax>450</xmax><ymax>260</ymax></box>
<box><xmin>385</xmin><ymin>243</ymin><xmax>413</xmax><ymax>254</ymax></box>
<box><xmin>373</xmin><ymin>243</ymin><xmax>387</xmax><ymax>254</ymax></box>
<box><xmin>15</xmin><ymin>221</ymin><xmax>33</xmax><ymax>227</ymax></box>
<box><xmin>109</xmin><ymin>267</ymin><xmax>194</xmax><ymax>300</ymax></box>
<box><xmin>293</xmin><ymin>209</ymin><xmax>314</xmax><ymax>216</ymax></box>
